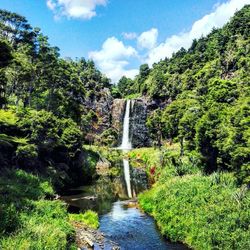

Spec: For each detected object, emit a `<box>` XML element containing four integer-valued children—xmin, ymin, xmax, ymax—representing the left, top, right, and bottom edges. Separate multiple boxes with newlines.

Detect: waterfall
<box><xmin>120</xmin><ymin>100</ymin><xmax>132</xmax><ymax>150</ymax></box>
<box><xmin>119</xmin><ymin>100</ymin><xmax>132</xmax><ymax>198</ymax></box>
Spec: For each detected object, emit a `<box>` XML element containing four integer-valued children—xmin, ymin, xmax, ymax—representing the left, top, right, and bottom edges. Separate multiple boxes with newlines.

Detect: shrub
<box><xmin>0</xmin><ymin>109</ymin><xmax>18</xmax><ymax>126</ymax></box>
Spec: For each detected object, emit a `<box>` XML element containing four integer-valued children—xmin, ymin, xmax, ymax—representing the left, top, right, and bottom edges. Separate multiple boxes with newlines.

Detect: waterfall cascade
<box><xmin>120</xmin><ymin>100</ymin><xmax>132</xmax><ymax>150</ymax></box>
<box><xmin>119</xmin><ymin>100</ymin><xmax>132</xmax><ymax>198</ymax></box>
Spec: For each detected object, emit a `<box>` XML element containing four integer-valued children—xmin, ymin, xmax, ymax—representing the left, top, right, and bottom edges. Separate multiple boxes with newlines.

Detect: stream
<box><xmin>61</xmin><ymin>100</ymin><xmax>188</xmax><ymax>249</ymax></box>
<box><xmin>99</xmin><ymin>200</ymin><xmax>187</xmax><ymax>250</ymax></box>
<box><xmin>61</xmin><ymin>164</ymin><xmax>187</xmax><ymax>250</ymax></box>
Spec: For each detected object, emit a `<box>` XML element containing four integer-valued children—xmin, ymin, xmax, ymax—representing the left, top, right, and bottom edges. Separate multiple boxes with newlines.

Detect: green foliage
<box><xmin>0</xmin><ymin>109</ymin><xmax>18</xmax><ymax>126</ymax></box>
<box><xmin>139</xmin><ymin>173</ymin><xmax>250</xmax><ymax>250</ymax></box>
<box><xmin>97</xmin><ymin>128</ymin><xmax>118</xmax><ymax>147</ymax></box>
<box><xmin>86</xmin><ymin>145</ymin><xmax>123</xmax><ymax>165</ymax></box>
<box><xmin>1</xmin><ymin>201</ymin><xmax>76</xmax><ymax>250</ymax></box>
<box><xmin>0</xmin><ymin>40</ymin><xmax>12</xmax><ymax>68</ymax></box>
<box><xmin>0</xmin><ymin>9</ymin><xmax>111</xmax><ymax>134</ymax></box>
<box><xmin>116</xmin><ymin>76</ymin><xmax>134</xmax><ymax>97</ymax></box>
<box><xmin>128</xmin><ymin>147</ymin><xmax>162</xmax><ymax>171</ymax></box>
<box><xmin>0</xmin><ymin>39</ymin><xmax>12</xmax><ymax>108</ymax></box>
<box><xmin>0</xmin><ymin>169</ymin><xmax>76</xmax><ymax>249</ymax></box>
<box><xmin>69</xmin><ymin>210</ymin><xmax>99</xmax><ymax>229</ymax></box>
<box><xmin>0</xmin><ymin>107</ymin><xmax>88</xmax><ymax>191</ymax></box>
<box><xmin>17</xmin><ymin>109</ymin><xmax>81</xmax><ymax>150</ymax></box>
<box><xmin>16</xmin><ymin>144</ymin><xmax>38</xmax><ymax>159</ymax></box>
<box><xmin>125</xmin><ymin>93</ymin><xmax>141</xmax><ymax>99</ymax></box>
<box><xmin>128</xmin><ymin>145</ymin><xmax>201</xmax><ymax>184</ymax></box>
<box><xmin>146</xmin><ymin>109</ymin><xmax>164</xmax><ymax>147</ymax></box>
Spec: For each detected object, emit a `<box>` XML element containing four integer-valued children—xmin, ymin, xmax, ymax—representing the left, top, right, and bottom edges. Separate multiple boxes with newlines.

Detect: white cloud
<box><xmin>47</xmin><ymin>0</ymin><xmax>56</xmax><ymax>10</ymax></box>
<box><xmin>137</xmin><ymin>28</ymin><xmax>158</xmax><ymax>50</ymax></box>
<box><xmin>146</xmin><ymin>0</ymin><xmax>250</xmax><ymax>65</ymax></box>
<box><xmin>46</xmin><ymin>0</ymin><xmax>108</xmax><ymax>20</ymax></box>
<box><xmin>89</xmin><ymin>37</ymin><xmax>139</xmax><ymax>83</ymax></box>
<box><xmin>122</xmin><ymin>32</ymin><xmax>137</xmax><ymax>40</ymax></box>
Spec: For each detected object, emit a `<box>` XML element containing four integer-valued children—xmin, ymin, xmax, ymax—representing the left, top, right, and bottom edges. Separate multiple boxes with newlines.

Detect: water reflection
<box><xmin>61</xmin><ymin>164</ymin><xmax>147</xmax><ymax>215</ymax></box>
<box><xmin>123</xmin><ymin>158</ymin><xmax>132</xmax><ymax>198</ymax></box>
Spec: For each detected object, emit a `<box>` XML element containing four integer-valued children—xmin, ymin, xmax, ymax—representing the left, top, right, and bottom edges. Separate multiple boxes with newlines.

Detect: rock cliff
<box><xmin>130</xmin><ymin>99</ymin><xmax>151</xmax><ymax>148</ymax></box>
<box><xmin>111</xmin><ymin>99</ymin><xmax>126</xmax><ymax>146</ymax></box>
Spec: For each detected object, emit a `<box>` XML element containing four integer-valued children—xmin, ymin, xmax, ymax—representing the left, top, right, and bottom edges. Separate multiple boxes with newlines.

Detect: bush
<box><xmin>97</xmin><ymin>128</ymin><xmax>118</xmax><ymax>147</ymax></box>
<box><xmin>17</xmin><ymin>109</ymin><xmax>81</xmax><ymax>150</ymax></box>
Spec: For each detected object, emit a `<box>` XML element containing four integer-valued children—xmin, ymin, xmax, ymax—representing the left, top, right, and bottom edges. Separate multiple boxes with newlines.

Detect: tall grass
<box><xmin>139</xmin><ymin>172</ymin><xmax>250</xmax><ymax>250</ymax></box>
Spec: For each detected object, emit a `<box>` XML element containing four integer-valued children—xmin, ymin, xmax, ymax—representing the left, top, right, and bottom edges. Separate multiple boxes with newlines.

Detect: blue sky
<box><xmin>0</xmin><ymin>0</ymin><xmax>249</xmax><ymax>82</ymax></box>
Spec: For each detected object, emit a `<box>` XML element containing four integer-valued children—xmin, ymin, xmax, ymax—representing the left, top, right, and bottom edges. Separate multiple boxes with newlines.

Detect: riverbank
<box><xmin>71</xmin><ymin>221</ymin><xmax>120</xmax><ymax>250</ymax></box>
<box><xmin>127</xmin><ymin>146</ymin><xmax>250</xmax><ymax>249</ymax></box>
<box><xmin>0</xmin><ymin>169</ymin><xmax>77</xmax><ymax>249</ymax></box>
<box><xmin>2</xmin><ymin>142</ymin><xmax>249</xmax><ymax>249</ymax></box>
<box><xmin>0</xmin><ymin>167</ymin><xmax>119</xmax><ymax>249</ymax></box>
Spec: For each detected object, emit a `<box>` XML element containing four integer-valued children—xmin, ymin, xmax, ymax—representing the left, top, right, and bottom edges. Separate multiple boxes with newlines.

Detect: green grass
<box><xmin>0</xmin><ymin>169</ymin><xmax>77</xmax><ymax>250</ymax></box>
<box><xmin>139</xmin><ymin>172</ymin><xmax>250</xmax><ymax>250</ymax></box>
<box><xmin>69</xmin><ymin>210</ymin><xmax>99</xmax><ymax>229</ymax></box>
<box><xmin>127</xmin><ymin>144</ymin><xmax>200</xmax><ymax>180</ymax></box>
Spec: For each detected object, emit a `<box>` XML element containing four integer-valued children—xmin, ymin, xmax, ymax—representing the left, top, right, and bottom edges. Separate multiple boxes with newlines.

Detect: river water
<box><xmin>99</xmin><ymin>200</ymin><xmax>187</xmax><ymax>250</ymax></box>
<box><xmin>61</xmin><ymin>167</ymin><xmax>188</xmax><ymax>250</ymax></box>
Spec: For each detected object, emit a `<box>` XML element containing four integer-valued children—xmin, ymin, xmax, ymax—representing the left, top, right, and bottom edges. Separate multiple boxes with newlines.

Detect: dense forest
<box><xmin>0</xmin><ymin>4</ymin><xmax>249</xmax><ymax>250</ymax></box>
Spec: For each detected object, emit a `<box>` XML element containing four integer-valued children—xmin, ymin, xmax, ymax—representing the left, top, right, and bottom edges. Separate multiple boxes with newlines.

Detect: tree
<box><xmin>117</xmin><ymin>76</ymin><xmax>134</xmax><ymax>97</ymax></box>
<box><xmin>0</xmin><ymin>10</ymin><xmax>34</xmax><ymax>47</ymax></box>
<box><xmin>0</xmin><ymin>39</ymin><xmax>12</xmax><ymax>108</ymax></box>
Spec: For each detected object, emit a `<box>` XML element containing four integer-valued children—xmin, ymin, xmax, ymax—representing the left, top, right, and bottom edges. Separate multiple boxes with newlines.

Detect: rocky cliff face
<box><xmin>84</xmin><ymin>88</ymin><xmax>113</xmax><ymax>144</ymax></box>
<box><xmin>130</xmin><ymin>99</ymin><xmax>151</xmax><ymax>148</ymax></box>
<box><xmin>93</xmin><ymin>88</ymin><xmax>113</xmax><ymax>134</ymax></box>
<box><xmin>110</xmin><ymin>98</ymin><xmax>151</xmax><ymax>148</ymax></box>
<box><xmin>111</xmin><ymin>99</ymin><xmax>126</xmax><ymax>146</ymax></box>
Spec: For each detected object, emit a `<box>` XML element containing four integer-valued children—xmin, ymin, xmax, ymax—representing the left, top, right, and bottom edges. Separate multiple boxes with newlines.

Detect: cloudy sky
<box><xmin>0</xmin><ymin>0</ymin><xmax>249</xmax><ymax>83</ymax></box>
